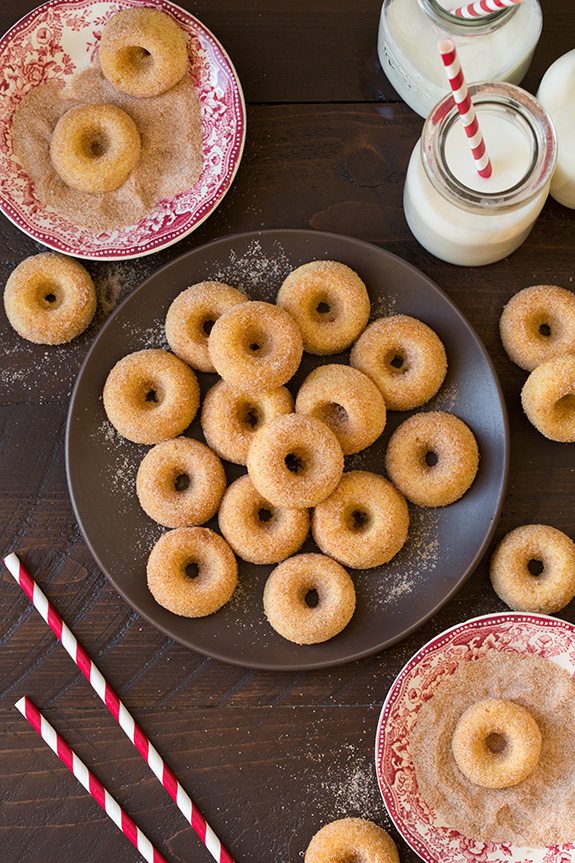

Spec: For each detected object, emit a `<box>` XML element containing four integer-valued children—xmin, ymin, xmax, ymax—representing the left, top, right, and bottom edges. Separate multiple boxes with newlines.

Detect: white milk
<box><xmin>537</xmin><ymin>49</ymin><xmax>575</xmax><ymax>209</ymax></box>
<box><xmin>378</xmin><ymin>0</ymin><xmax>542</xmax><ymax>118</ymax></box>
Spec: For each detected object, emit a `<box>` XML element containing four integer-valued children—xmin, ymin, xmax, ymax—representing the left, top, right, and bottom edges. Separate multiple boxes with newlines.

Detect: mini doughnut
<box><xmin>490</xmin><ymin>524</ymin><xmax>575</xmax><ymax>613</ymax></box>
<box><xmin>208</xmin><ymin>301</ymin><xmax>303</xmax><ymax>395</ymax></box>
<box><xmin>201</xmin><ymin>381</ymin><xmax>293</xmax><ymax>465</ymax></box>
<box><xmin>136</xmin><ymin>437</ymin><xmax>226</xmax><ymax>528</ymax></box>
<box><xmin>218</xmin><ymin>475</ymin><xmax>310</xmax><ymax>564</ymax></box>
<box><xmin>103</xmin><ymin>349</ymin><xmax>199</xmax><ymax>444</ymax></box>
<box><xmin>451</xmin><ymin>699</ymin><xmax>542</xmax><ymax>789</ymax></box>
<box><xmin>263</xmin><ymin>553</ymin><xmax>355</xmax><ymax>644</ymax></box>
<box><xmin>312</xmin><ymin>471</ymin><xmax>409</xmax><ymax>569</ymax></box>
<box><xmin>4</xmin><ymin>253</ymin><xmax>96</xmax><ymax>344</ymax></box>
<box><xmin>147</xmin><ymin>527</ymin><xmax>237</xmax><ymax>617</ymax></box>
<box><xmin>385</xmin><ymin>411</ymin><xmax>479</xmax><ymax>507</ymax></box>
<box><xmin>99</xmin><ymin>8</ymin><xmax>189</xmax><ymax>98</ymax></box>
<box><xmin>276</xmin><ymin>260</ymin><xmax>370</xmax><ymax>355</ymax></box>
<box><xmin>521</xmin><ymin>354</ymin><xmax>575</xmax><ymax>442</ymax></box>
<box><xmin>305</xmin><ymin>819</ymin><xmax>399</xmax><ymax>863</ymax></box>
<box><xmin>500</xmin><ymin>285</ymin><xmax>575</xmax><ymax>371</ymax></box>
<box><xmin>50</xmin><ymin>104</ymin><xmax>141</xmax><ymax>193</ymax></box>
<box><xmin>247</xmin><ymin>414</ymin><xmax>344</xmax><ymax>507</ymax></box>
<box><xmin>350</xmin><ymin>315</ymin><xmax>447</xmax><ymax>411</ymax></box>
<box><xmin>295</xmin><ymin>364</ymin><xmax>386</xmax><ymax>454</ymax></box>
<box><xmin>165</xmin><ymin>281</ymin><xmax>247</xmax><ymax>372</ymax></box>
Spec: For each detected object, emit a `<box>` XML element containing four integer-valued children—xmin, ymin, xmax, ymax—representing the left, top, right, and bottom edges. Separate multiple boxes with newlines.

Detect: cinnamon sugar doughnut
<box><xmin>385</xmin><ymin>412</ymin><xmax>479</xmax><ymax>507</ymax></box>
<box><xmin>490</xmin><ymin>524</ymin><xmax>575</xmax><ymax>613</ymax></box>
<box><xmin>295</xmin><ymin>364</ymin><xmax>386</xmax><ymax>454</ymax></box>
<box><xmin>521</xmin><ymin>354</ymin><xmax>575</xmax><ymax>442</ymax></box>
<box><xmin>103</xmin><ymin>349</ymin><xmax>199</xmax><ymax>444</ymax></box>
<box><xmin>201</xmin><ymin>380</ymin><xmax>293</xmax><ymax>465</ymax></box>
<box><xmin>276</xmin><ymin>261</ymin><xmax>370</xmax><ymax>355</ymax></box>
<box><xmin>500</xmin><ymin>285</ymin><xmax>575</xmax><ymax>371</ymax></box>
<box><xmin>350</xmin><ymin>315</ymin><xmax>447</xmax><ymax>411</ymax></box>
<box><xmin>147</xmin><ymin>527</ymin><xmax>237</xmax><ymax>617</ymax></box>
<box><xmin>247</xmin><ymin>414</ymin><xmax>344</xmax><ymax>507</ymax></box>
<box><xmin>99</xmin><ymin>8</ymin><xmax>188</xmax><ymax>98</ymax></box>
<box><xmin>218</xmin><ymin>475</ymin><xmax>309</xmax><ymax>564</ymax></box>
<box><xmin>136</xmin><ymin>437</ymin><xmax>226</xmax><ymax>528</ymax></box>
<box><xmin>263</xmin><ymin>553</ymin><xmax>355</xmax><ymax>644</ymax></box>
<box><xmin>312</xmin><ymin>471</ymin><xmax>409</xmax><ymax>569</ymax></box>
<box><xmin>4</xmin><ymin>253</ymin><xmax>96</xmax><ymax>344</ymax></box>
<box><xmin>165</xmin><ymin>282</ymin><xmax>247</xmax><ymax>372</ymax></box>
<box><xmin>304</xmin><ymin>819</ymin><xmax>399</xmax><ymax>863</ymax></box>
<box><xmin>452</xmin><ymin>699</ymin><xmax>542</xmax><ymax>789</ymax></box>
<box><xmin>208</xmin><ymin>301</ymin><xmax>303</xmax><ymax>394</ymax></box>
<box><xmin>50</xmin><ymin>104</ymin><xmax>141</xmax><ymax>193</ymax></box>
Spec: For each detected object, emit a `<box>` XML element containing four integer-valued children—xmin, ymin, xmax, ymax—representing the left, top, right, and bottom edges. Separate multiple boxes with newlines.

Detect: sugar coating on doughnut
<box><xmin>452</xmin><ymin>699</ymin><xmax>542</xmax><ymax>789</ymax></box>
<box><xmin>4</xmin><ymin>252</ymin><xmax>96</xmax><ymax>345</ymax></box>
<box><xmin>99</xmin><ymin>8</ymin><xmax>189</xmax><ymax>98</ymax></box>
<box><xmin>218</xmin><ymin>475</ymin><xmax>310</xmax><ymax>564</ymax></box>
<box><xmin>247</xmin><ymin>413</ymin><xmax>344</xmax><ymax>508</ymax></box>
<box><xmin>165</xmin><ymin>281</ymin><xmax>247</xmax><ymax>372</ymax></box>
<box><xmin>208</xmin><ymin>301</ymin><xmax>303</xmax><ymax>394</ymax></box>
<box><xmin>295</xmin><ymin>364</ymin><xmax>386</xmax><ymax>454</ymax></box>
<box><xmin>500</xmin><ymin>285</ymin><xmax>575</xmax><ymax>371</ymax></box>
<box><xmin>385</xmin><ymin>411</ymin><xmax>479</xmax><ymax>507</ymax></box>
<box><xmin>521</xmin><ymin>354</ymin><xmax>575</xmax><ymax>442</ymax></box>
<box><xmin>490</xmin><ymin>523</ymin><xmax>575</xmax><ymax>613</ymax></box>
<box><xmin>312</xmin><ymin>471</ymin><xmax>409</xmax><ymax>569</ymax></box>
<box><xmin>136</xmin><ymin>436</ymin><xmax>226</xmax><ymax>528</ymax></box>
<box><xmin>263</xmin><ymin>553</ymin><xmax>355</xmax><ymax>644</ymax></box>
<box><xmin>304</xmin><ymin>818</ymin><xmax>399</xmax><ymax>863</ymax></box>
<box><xmin>147</xmin><ymin>527</ymin><xmax>237</xmax><ymax>617</ymax></box>
<box><xmin>103</xmin><ymin>348</ymin><xmax>199</xmax><ymax>444</ymax></box>
<box><xmin>201</xmin><ymin>380</ymin><xmax>294</xmax><ymax>465</ymax></box>
<box><xmin>276</xmin><ymin>260</ymin><xmax>370</xmax><ymax>355</ymax></box>
<box><xmin>350</xmin><ymin>315</ymin><xmax>447</xmax><ymax>411</ymax></box>
<box><xmin>50</xmin><ymin>103</ymin><xmax>141</xmax><ymax>193</ymax></box>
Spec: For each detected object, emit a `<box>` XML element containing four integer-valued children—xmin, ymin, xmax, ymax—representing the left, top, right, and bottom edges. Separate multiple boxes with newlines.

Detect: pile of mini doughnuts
<box><xmin>102</xmin><ymin>260</ymin><xmax>480</xmax><ymax>645</ymax></box>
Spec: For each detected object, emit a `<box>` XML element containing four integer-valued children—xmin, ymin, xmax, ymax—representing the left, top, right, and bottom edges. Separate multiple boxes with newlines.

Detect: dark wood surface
<box><xmin>1</xmin><ymin>2</ymin><xmax>574</xmax><ymax>861</ymax></box>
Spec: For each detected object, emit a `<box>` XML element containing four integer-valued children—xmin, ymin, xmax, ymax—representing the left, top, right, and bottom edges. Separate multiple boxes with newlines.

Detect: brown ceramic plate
<box><xmin>66</xmin><ymin>229</ymin><xmax>509</xmax><ymax>670</ymax></box>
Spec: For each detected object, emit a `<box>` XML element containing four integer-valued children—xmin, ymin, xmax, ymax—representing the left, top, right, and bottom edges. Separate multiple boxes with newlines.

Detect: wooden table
<box><xmin>1</xmin><ymin>2</ymin><xmax>573</xmax><ymax>860</ymax></box>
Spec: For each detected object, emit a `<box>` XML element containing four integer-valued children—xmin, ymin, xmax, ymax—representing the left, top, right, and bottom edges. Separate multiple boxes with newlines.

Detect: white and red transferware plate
<box><xmin>0</xmin><ymin>0</ymin><xmax>246</xmax><ymax>259</ymax></box>
<box><xmin>375</xmin><ymin>612</ymin><xmax>575</xmax><ymax>863</ymax></box>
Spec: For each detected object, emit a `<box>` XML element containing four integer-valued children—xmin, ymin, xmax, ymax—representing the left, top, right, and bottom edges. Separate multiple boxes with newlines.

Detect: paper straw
<box><xmin>453</xmin><ymin>0</ymin><xmax>523</xmax><ymax>18</ymax></box>
<box><xmin>4</xmin><ymin>553</ymin><xmax>235</xmax><ymax>863</ymax></box>
<box><xmin>15</xmin><ymin>696</ymin><xmax>167</xmax><ymax>863</ymax></box>
<box><xmin>438</xmin><ymin>38</ymin><xmax>493</xmax><ymax>179</ymax></box>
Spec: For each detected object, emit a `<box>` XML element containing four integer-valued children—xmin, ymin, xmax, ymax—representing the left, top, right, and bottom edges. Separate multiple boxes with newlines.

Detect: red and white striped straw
<box><xmin>438</xmin><ymin>38</ymin><xmax>493</xmax><ymax>179</ymax></box>
<box><xmin>4</xmin><ymin>553</ymin><xmax>235</xmax><ymax>863</ymax></box>
<box><xmin>452</xmin><ymin>0</ymin><xmax>523</xmax><ymax>19</ymax></box>
<box><xmin>15</xmin><ymin>696</ymin><xmax>167</xmax><ymax>863</ymax></box>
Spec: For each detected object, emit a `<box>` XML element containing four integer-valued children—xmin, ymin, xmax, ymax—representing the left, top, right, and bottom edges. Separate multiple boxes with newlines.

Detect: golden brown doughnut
<box><xmin>500</xmin><ymin>285</ymin><xmax>575</xmax><ymax>371</ymax></box>
<box><xmin>385</xmin><ymin>412</ymin><xmax>479</xmax><ymax>507</ymax></box>
<box><xmin>103</xmin><ymin>349</ymin><xmax>199</xmax><ymax>444</ymax></box>
<box><xmin>147</xmin><ymin>527</ymin><xmax>237</xmax><ymax>617</ymax></box>
<box><xmin>263</xmin><ymin>553</ymin><xmax>355</xmax><ymax>644</ymax></box>
<box><xmin>3</xmin><ymin>253</ymin><xmax>96</xmax><ymax>344</ymax></box>
<box><xmin>350</xmin><ymin>315</ymin><xmax>447</xmax><ymax>411</ymax></box>
<box><xmin>521</xmin><ymin>354</ymin><xmax>575</xmax><ymax>442</ymax></box>
<box><xmin>295</xmin><ymin>364</ymin><xmax>386</xmax><ymax>454</ymax></box>
<box><xmin>136</xmin><ymin>436</ymin><xmax>226</xmax><ymax>528</ymax></box>
<box><xmin>165</xmin><ymin>282</ymin><xmax>247</xmax><ymax>372</ymax></box>
<box><xmin>490</xmin><ymin>524</ymin><xmax>575</xmax><ymax>613</ymax></box>
<box><xmin>218</xmin><ymin>475</ymin><xmax>309</xmax><ymax>564</ymax></box>
<box><xmin>312</xmin><ymin>471</ymin><xmax>409</xmax><ymax>569</ymax></box>
<box><xmin>304</xmin><ymin>819</ymin><xmax>399</xmax><ymax>863</ymax></box>
<box><xmin>276</xmin><ymin>260</ymin><xmax>370</xmax><ymax>355</ymax></box>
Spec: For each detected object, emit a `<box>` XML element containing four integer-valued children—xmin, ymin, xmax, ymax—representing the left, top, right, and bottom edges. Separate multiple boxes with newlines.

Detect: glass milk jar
<box><xmin>403</xmin><ymin>83</ymin><xmax>557</xmax><ymax>267</ymax></box>
<box><xmin>378</xmin><ymin>0</ymin><xmax>542</xmax><ymax>118</ymax></box>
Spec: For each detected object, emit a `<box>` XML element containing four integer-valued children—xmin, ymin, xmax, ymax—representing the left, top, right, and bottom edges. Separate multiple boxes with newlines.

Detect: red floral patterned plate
<box><xmin>375</xmin><ymin>612</ymin><xmax>575</xmax><ymax>863</ymax></box>
<box><xmin>0</xmin><ymin>0</ymin><xmax>246</xmax><ymax>259</ymax></box>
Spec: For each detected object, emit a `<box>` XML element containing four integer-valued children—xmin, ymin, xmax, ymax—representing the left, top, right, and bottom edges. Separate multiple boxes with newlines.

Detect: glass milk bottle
<box><xmin>378</xmin><ymin>0</ymin><xmax>542</xmax><ymax>118</ymax></box>
<box><xmin>537</xmin><ymin>49</ymin><xmax>575</xmax><ymax>209</ymax></box>
<box><xmin>403</xmin><ymin>82</ymin><xmax>557</xmax><ymax>267</ymax></box>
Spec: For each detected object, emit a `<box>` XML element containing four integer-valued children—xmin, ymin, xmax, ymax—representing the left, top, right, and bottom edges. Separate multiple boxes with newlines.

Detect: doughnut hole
<box><xmin>201</xmin><ymin>317</ymin><xmax>216</xmax><ymax>336</ymax></box>
<box><xmin>141</xmin><ymin>380</ymin><xmax>164</xmax><ymax>407</ymax></box>
<box><xmin>80</xmin><ymin>126</ymin><xmax>110</xmax><ymax>159</ymax></box>
<box><xmin>385</xmin><ymin>346</ymin><xmax>409</xmax><ymax>374</ymax></box>
<box><xmin>311</xmin><ymin>294</ymin><xmax>338</xmax><ymax>323</ymax></box>
<box><xmin>238</xmin><ymin>401</ymin><xmax>262</xmax><ymax>430</ymax></box>
<box><xmin>556</xmin><ymin>393</ymin><xmax>575</xmax><ymax>421</ymax></box>
<box><xmin>345</xmin><ymin>505</ymin><xmax>371</xmax><ymax>533</ymax></box>
<box><xmin>174</xmin><ymin>472</ymin><xmax>190</xmax><ymax>492</ymax></box>
<box><xmin>35</xmin><ymin>280</ymin><xmax>63</xmax><ymax>310</ymax></box>
<box><xmin>119</xmin><ymin>45</ymin><xmax>154</xmax><ymax>74</ymax></box>
<box><xmin>284</xmin><ymin>448</ymin><xmax>307</xmax><ymax>475</ymax></box>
